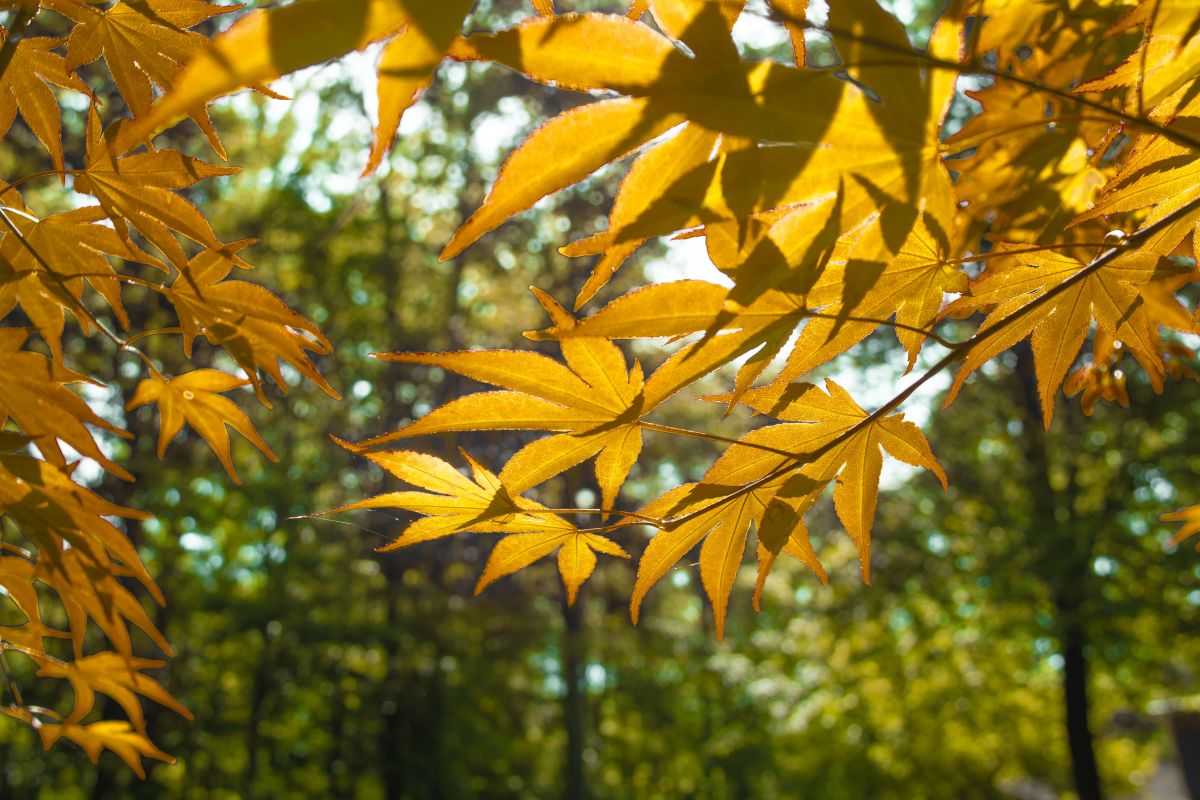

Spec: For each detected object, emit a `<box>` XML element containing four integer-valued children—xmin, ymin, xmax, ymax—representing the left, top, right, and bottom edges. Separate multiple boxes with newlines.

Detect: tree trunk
<box><xmin>379</xmin><ymin>560</ymin><xmax>408</xmax><ymax>800</ymax></box>
<box><xmin>1062</xmin><ymin>620</ymin><xmax>1103</xmax><ymax>800</ymax></box>
<box><xmin>1014</xmin><ymin>345</ymin><xmax>1103</xmax><ymax>800</ymax></box>
<box><xmin>562</xmin><ymin>593</ymin><xmax>586</xmax><ymax>800</ymax></box>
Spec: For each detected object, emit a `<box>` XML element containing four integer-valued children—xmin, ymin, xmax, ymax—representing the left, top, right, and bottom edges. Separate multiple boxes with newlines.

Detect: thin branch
<box><xmin>125</xmin><ymin>326</ymin><xmax>183</xmax><ymax>345</ymax></box>
<box><xmin>2</xmin><ymin>170</ymin><xmax>72</xmax><ymax>190</ymax></box>
<box><xmin>940</xmin><ymin>115</ymin><xmax>1118</xmax><ymax>152</ymax></box>
<box><xmin>805</xmin><ymin>309</ymin><xmax>959</xmax><ymax>348</ymax></box>
<box><xmin>942</xmin><ymin>241</ymin><xmax>1133</xmax><ymax>267</ymax></box>
<box><xmin>534</xmin><ymin>507</ymin><xmax>665</xmax><ymax>525</ymax></box>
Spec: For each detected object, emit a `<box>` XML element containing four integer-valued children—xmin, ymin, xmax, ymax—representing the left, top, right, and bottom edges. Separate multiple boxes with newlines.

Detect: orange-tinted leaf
<box><xmin>0</xmin><ymin>329</ymin><xmax>131</xmax><ymax>478</ymax></box>
<box><xmin>166</xmin><ymin>246</ymin><xmax>337</xmax><ymax>403</ymax></box>
<box><xmin>0</xmin><ymin>37</ymin><xmax>89</xmax><ymax>172</ymax></box>
<box><xmin>62</xmin><ymin>0</ymin><xmax>237</xmax><ymax>155</ymax></box>
<box><xmin>38</xmin><ymin>720</ymin><xmax>174</xmax><ymax>779</ymax></box>
<box><xmin>126</xmin><ymin>370</ymin><xmax>277</xmax><ymax>483</ymax></box>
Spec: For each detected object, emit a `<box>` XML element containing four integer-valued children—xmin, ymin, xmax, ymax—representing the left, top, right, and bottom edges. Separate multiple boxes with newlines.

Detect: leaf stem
<box><xmin>639</xmin><ymin>420</ymin><xmax>802</xmax><ymax>458</ymax></box>
<box><xmin>536</xmin><ymin>507</ymin><xmax>665</xmax><ymax>525</ymax></box>
<box><xmin>0</xmin><ymin>648</ymin><xmax>26</xmax><ymax>711</ymax></box>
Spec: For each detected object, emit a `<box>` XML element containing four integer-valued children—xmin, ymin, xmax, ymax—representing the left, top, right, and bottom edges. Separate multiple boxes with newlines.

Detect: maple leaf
<box><xmin>30</xmin><ymin>651</ymin><xmax>192</xmax><ymax>730</ymax></box>
<box><xmin>440</xmin><ymin>9</ymin><xmax>873</xmax><ymax>258</ymax></box>
<box><xmin>531</xmin><ymin>279</ymin><xmax>807</xmax><ymax>410</ymax></box>
<box><xmin>603</xmin><ymin>6</ymin><xmax>963</xmax><ymax>267</ymax></box>
<box><xmin>364</xmin><ymin>0</ymin><xmax>475</xmax><ymax>175</ymax></box>
<box><xmin>768</xmin><ymin>0</ymin><xmax>806</xmax><ymax>64</ymax></box>
<box><xmin>3</xmin><ymin>693</ymin><xmax>175</xmax><ymax>778</ymax></box>
<box><xmin>0</xmin><ymin>198</ymin><xmax>165</xmax><ymax>361</ymax></box>
<box><xmin>327</xmin><ymin>447</ymin><xmax>628</xmax><ymax>603</ymax></box>
<box><xmin>560</xmin><ymin>123</ymin><xmax>721</xmax><ymax>307</ymax></box>
<box><xmin>61</xmin><ymin>0</ymin><xmax>238</xmax><ymax>155</ymax></box>
<box><xmin>38</xmin><ymin>719</ymin><xmax>174</xmax><ymax>779</ymax></box>
<box><xmin>1063</xmin><ymin>330</ymin><xmax>1132</xmax><ymax>415</ymax></box>
<box><xmin>943</xmin><ymin>245</ymin><xmax>1181</xmax><ymax>425</ymax></box>
<box><xmin>135</xmin><ymin>0</ymin><xmax>473</xmax><ymax>156</ymax></box>
<box><xmin>0</xmin><ymin>329</ymin><xmax>132</xmax><ymax>479</ymax></box>
<box><xmin>0</xmin><ymin>36</ymin><xmax>90</xmax><ymax>173</ymax></box>
<box><xmin>126</xmin><ymin>370</ymin><xmax>277</xmax><ymax>483</ymax></box>
<box><xmin>73</xmin><ymin>107</ymin><xmax>239</xmax><ymax>268</ymax></box>
<box><xmin>1076</xmin><ymin>0</ymin><xmax>1200</xmax><ymax>118</ymax></box>
<box><xmin>164</xmin><ymin>245</ymin><xmax>337</xmax><ymax>403</ymax></box>
<box><xmin>363</xmin><ymin>288</ymin><xmax>679</xmax><ymax>512</ymax></box>
<box><xmin>439</xmin><ymin>97</ymin><xmax>685</xmax><ymax>260</ymax></box>
<box><xmin>0</xmin><ymin>0</ymin><xmax>105</xmax><ymax>12</ymax></box>
<box><xmin>631</xmin><ymin>379</ymin><xmax>944</xmax><ymax>637</ymax></box>
<box><xmin>545</xmin><ymin>211</ymin><xmax>964</xmax><ymax>404</ymax></box>
<box><xmin>14</xmin><ymin>539</ymin><xmax>170</xmax><ymax>658</ymax></box>
<box><xmin>1068</xmin><ymin>91</ymin><xmax>1200</xmax><ymax>257</ymax></box>
<box><xmin>0</xmin><ymin>450</ymin><xmax>155</xmax><ymax>593</ymax></box>
<box><xmin>656</xmin><ymin>0</ymin><xmax>747</xmax><ymax>59</ymax></box>
<box><xmin>1163</xmin><ymin>504</ymin><xmax>1200</xmax><ymax>550</ymax></box>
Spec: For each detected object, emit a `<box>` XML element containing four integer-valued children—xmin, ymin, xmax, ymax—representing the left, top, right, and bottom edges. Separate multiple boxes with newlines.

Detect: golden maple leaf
<box><xmin>325</xmin><ymin>447</ymin><xmax>628</xmax><ymax>604</ymax></box>
<box><xmin>630</xmin><ymin>379</ymin><xmax>944</xmax><ymax>637</ymax></box>
<box><xmin>73</xmin><ymin>107</ymin><xmax>239</xmax><ymax>268</ymax></box>
<box><xmin>61</xmin><ymin>0</ymin><xmax>237</xmax><ymax>154</ymax></box>
<box><xmin>0</xmin><ymin>35</ymin><xmax>89</xmax><ymax>173</ymax></box>
<box><xmin>165</xmin><ymin>245</ymin><xmax>337</xmax><ymax>404</ymax></box>
<box><xmin>127</xmin><ymin>370</ymin><xmax>277</xmax><ymax>483</ymax></box>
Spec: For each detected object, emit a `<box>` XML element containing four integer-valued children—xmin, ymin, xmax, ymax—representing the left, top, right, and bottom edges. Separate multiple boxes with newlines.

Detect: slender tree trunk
<box><xmin>327</xmin><ymin>663</ymin><xmax>350</xmax><ymax>800</ymax></box>
<box><xmin>562</xmin><ymin>593</ymin><xmax>586</xmax><ymax>800</ymax></box>
<box><xmin>1061</xmin><ymin>619</ymin><xmax>1103</xmax><ymax>800</ymax></box>
<box><xmin>1014</xmin><ymin>345</ymin><xmax>1103</xmax><ymax>800</ymax></box>
<box><xmin>242</xmin><ymin>635</ymin><xmax>273</xmax><ymax>798</ymax></box>
<box><xmin>379</xmin><ymin>561</ymin><xmax>408</xmax><ymax>800</ymax></box>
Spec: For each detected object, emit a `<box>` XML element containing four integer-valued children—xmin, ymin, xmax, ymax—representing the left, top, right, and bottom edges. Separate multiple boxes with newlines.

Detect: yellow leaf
<box><xmin>136</xmin><ymin>0</ymin><xmax>430</xmax><ymax>141</ymax></box>
<box><xmin>39</xmin><ymin>720</ymin><xmax>174</xmax><ymax>779</ymax></box>
<box><xmin>363</xmin><ymin>0</ymin><xmax>475</xmax><ymax>175</ymax></box>
<box><xmin>449</xmin><ymin>13</ymin><xmax>681</xmax><ymax>94</ymax></box>
<box><xmin>33</xmin><ymin>651</ymin><xmax>192</xmax><ymax>729</ymax></box>
<box><xmin>0</xmin><ymin>36</ymin><xmax>89</xmax><ymax>172</ymax></box>
<box><xmin>0</xmin><ymin>200</ymin><xmax>164</xmax><ymax>361</ymax></box>
<box><xmin>564</xmin><ymin>123</ymin><xmax>720</xmax><ymax>307</ymax></box>
<box><xmin>0</xmin><ymin>329</ymin><xmax>131</xmax><ymax>479</ymax></box>
<box><xmin>1164</xmin><ymin>504</ymin><xmax>1200</xmax><ymax>549</ymax></box>
<box><xmin>365</xmin><ymin>289</ymin><xmax>653</xmax><ymax>510</ymax></box>
<box><xmin>441</xmin><ymin>98</ymin><xmax>683</xmax><ymax>259</ymax></box>
<box><xmin>631</xmin><ymin>379</ymin><xmax>943</xmax><ymax>632</ymax></box>
<box><xmin>74</xmin><ymin>108</ymin><xmax>239</xmax><ymax>268</ymax></box>
<box><xmin>62</xmin><ymin>0</ymin><xmax>237</xmax><ymax>155</ymax></box>
<box><xmin>453</xmin><ymin>13</ymin><xmax>846</xmax><ymax>142</ymax></box>
<box><xmin>327</xmin><ymin>448</ymin><xmax>628</xmax><ymax>601</ymax></box>
<box><xmin>648</xmin><ymin>0</ymin><xmax>744</xmax><ymax>61</ymax></box>
<box><xmin>476</xmin><ymin>529</ymin><xmax>628</xmax><ymax>605</ymax></box>
<box><xmin>945</xmin><ymin>246</ymin><xmax>1170</xmax><ymax>425</ymax></box>
<box><xmin>127</xmin><ymin>370</ymin><xmax>277</xmax><ymax>484</ymax></box>
<box><xmin>166</xmin><ymin>246</ymin><xmax>337</xmax><ymax>403</ymax></box>
<box><xmin>767</xmin><ymin>0</ymin><xmax>807</xmax><ymax>64</ymax></box>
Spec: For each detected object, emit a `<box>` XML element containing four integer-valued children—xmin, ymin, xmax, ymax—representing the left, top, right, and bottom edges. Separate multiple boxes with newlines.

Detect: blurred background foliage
<box><xmin>2</xmin><ymin>0</ymin><xmax>1200</xmax><ymax>797</ymax></box>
